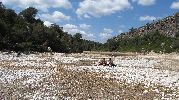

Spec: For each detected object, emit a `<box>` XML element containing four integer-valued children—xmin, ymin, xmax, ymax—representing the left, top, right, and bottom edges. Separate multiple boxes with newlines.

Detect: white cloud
<box><xmin>63</xmin><ymin>24</ymin><xmax>79</xmax><ymax>35</ymax></box>
<box><xmin>83</xmin><ymin>33</ymin><xmax>96</xmax><ymax>41</ymax></box>
<box><xmin>76</xmin><ymin>0</ymin><xmax>132</xmax><ymax>18</ymax></box>
<box><xmin>63</xmin><ymin>24</ymin><xmax>95</xmax><ymax>41</ymax></box>
<box><xmin>63</xmin><ymin>25</ymin><xmax>114</xmax><ymax>43</ymax></box>
<box><xmin>99</xmin><ymin>28</ymin><xmax>113</xmax><ymax>43</ymax></box>
<box><xmin>84</xmin><ymin>14</ymin><xmax>91</xmax><ymax>18</ymax></box>
<box><xmin>103</xmin><ymin>28</ymin><xmax>113</xmax><ymax>34</ymax></box>
<box><xmin>39</xmin><ymin>11</ymin><xmax>70</xmax><ymax>23</ymax></box>
<box><xmin>80</xmin><ymin>24</ymin><xmax>91</xmax><ymax>30</ymax></box>
<box><xmin>139</xmin><ymin>15</ymin><xmax>161</xmax><ymax>21</ymax></box>
<box><xmin>63</xmin><ymin>24</ymin><xmax>78</xmax><ymax>30</ymax></box>
<box><xmin>63</xmin><ymin>24</ymin><xmax>92</xmax><ymax>35</ymax></box>
<box><xmin>133</xmin><ymin>0</ymin><xmax>155</xmax><ymax>6</ymax></box>
<box><xmin>44</xmin><ymin>21</ymin><xmax>53</xmax><ymax>27</ymax></box>
<box><xmin>1</xmin><ymin>0</ymin><xmax>72</xmax><ymax>12</ymax></box>
<box><xmin>118</xmin><ymin>30</ymin><xmax>123</xmax><ymax>34</ymax></box>
<box><xmin>171</xmin><ymin>1</ymin><xmax>179</xmax><ymax>9</ymax></box>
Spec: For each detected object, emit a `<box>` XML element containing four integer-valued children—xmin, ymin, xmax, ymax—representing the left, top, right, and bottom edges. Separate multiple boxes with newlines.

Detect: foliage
<box><xmin>0</xmin><ymin>3</ymin><xmax>102</xmax><ymax>53</ymax></box>
<box><xmin>105</xmin><ymin>30</ymin><xmax>176</xmax><ymax>53</ymax></box>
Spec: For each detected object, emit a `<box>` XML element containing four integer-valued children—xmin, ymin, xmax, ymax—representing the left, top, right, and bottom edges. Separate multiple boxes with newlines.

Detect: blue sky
<box><xmin>1</xmin><ymin>0</ymin><xmax>179</xmax><ymax>43</ymax></box>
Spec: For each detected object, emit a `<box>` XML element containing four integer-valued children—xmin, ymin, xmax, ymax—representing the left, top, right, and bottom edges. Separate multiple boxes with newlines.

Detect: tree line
<box><xmin>0</xmin><ymin>2</ymin><xmax>102</xmax><ymax>53</ymax></box>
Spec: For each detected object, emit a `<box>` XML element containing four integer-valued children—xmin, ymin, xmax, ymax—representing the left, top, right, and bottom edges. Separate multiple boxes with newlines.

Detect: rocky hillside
<box><xmin>118</xmin><ymin>13</ymin><xmax>179</xmax><ymax>39</ymax></box>
<box><xmin>103</xmin><ymin>13</ymin><xmax>179</xmax><ymax>53</ymax></box>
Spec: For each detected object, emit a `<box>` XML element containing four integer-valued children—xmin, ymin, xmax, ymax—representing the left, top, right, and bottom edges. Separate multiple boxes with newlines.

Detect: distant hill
<box><xmin>103</xmin><ymin>13</ymin><xmax>179</xmax><ymax>53</ymax></box>
<box><xmin>118</xmin><ymin>13</ymin><xmax>179</xmax><ymax>39</ymax></box>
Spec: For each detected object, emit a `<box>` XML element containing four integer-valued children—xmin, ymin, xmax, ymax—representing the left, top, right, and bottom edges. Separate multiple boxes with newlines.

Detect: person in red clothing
<box><xmin>98</xmin><ymin>58</ymin><xmax>107</xmax><ymax>66</ymax></box>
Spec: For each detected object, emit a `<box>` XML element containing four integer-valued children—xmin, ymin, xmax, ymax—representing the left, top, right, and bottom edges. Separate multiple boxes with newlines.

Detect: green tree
<box><xmin>19</xmin><ymin>7</ymin><xmax>38</xmax><ymax>23</ymax></box>
<box><xmin>0</xmin><ymin>3</ymin><xmax>104</xmax><ymax>53</ymax></box>
<box><xmin>72</xmin><ymin>33</ymin><xmax>82</xmax><ymax>52</ymax></box>
<box><xmin>107</xmin><ymin>38</ymin><xmax>117</xmax><ymax>51</ymax></box>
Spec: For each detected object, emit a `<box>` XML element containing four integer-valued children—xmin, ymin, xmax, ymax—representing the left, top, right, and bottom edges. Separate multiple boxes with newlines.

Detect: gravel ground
<box><xmin>0</xmin><ymin>52</ymin><xmax>179</xmax><ymax>99</ymax></box>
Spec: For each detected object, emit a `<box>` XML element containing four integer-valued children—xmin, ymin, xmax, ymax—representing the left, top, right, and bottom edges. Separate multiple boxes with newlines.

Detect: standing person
<box><xmin>108</xmin><ymin>58</ymin><xmax>116</xmax><ymax>67</ymax></box>
<box><xmin>47</xmin><ymin>47</ymin><xmax>53</xmax><ymax>55</ymax></box>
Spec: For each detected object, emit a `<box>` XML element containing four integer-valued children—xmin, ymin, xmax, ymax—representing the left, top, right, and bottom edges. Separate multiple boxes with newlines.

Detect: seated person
<box><xmin>98</xmin><ymin>58</ymin><xmax>107</xmax><ymax>66</ymax></box>
<box><xmin>107</xmin><ymin>58</ymin><xmax>116</xmax><ymax>67</ymax></box>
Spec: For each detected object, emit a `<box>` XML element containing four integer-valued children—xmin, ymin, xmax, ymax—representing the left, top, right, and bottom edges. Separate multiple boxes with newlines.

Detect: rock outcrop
<box><xmin>117</xmin><ymin>13</ymin><xmax>179</xmax><ymax>39</ymax></box>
